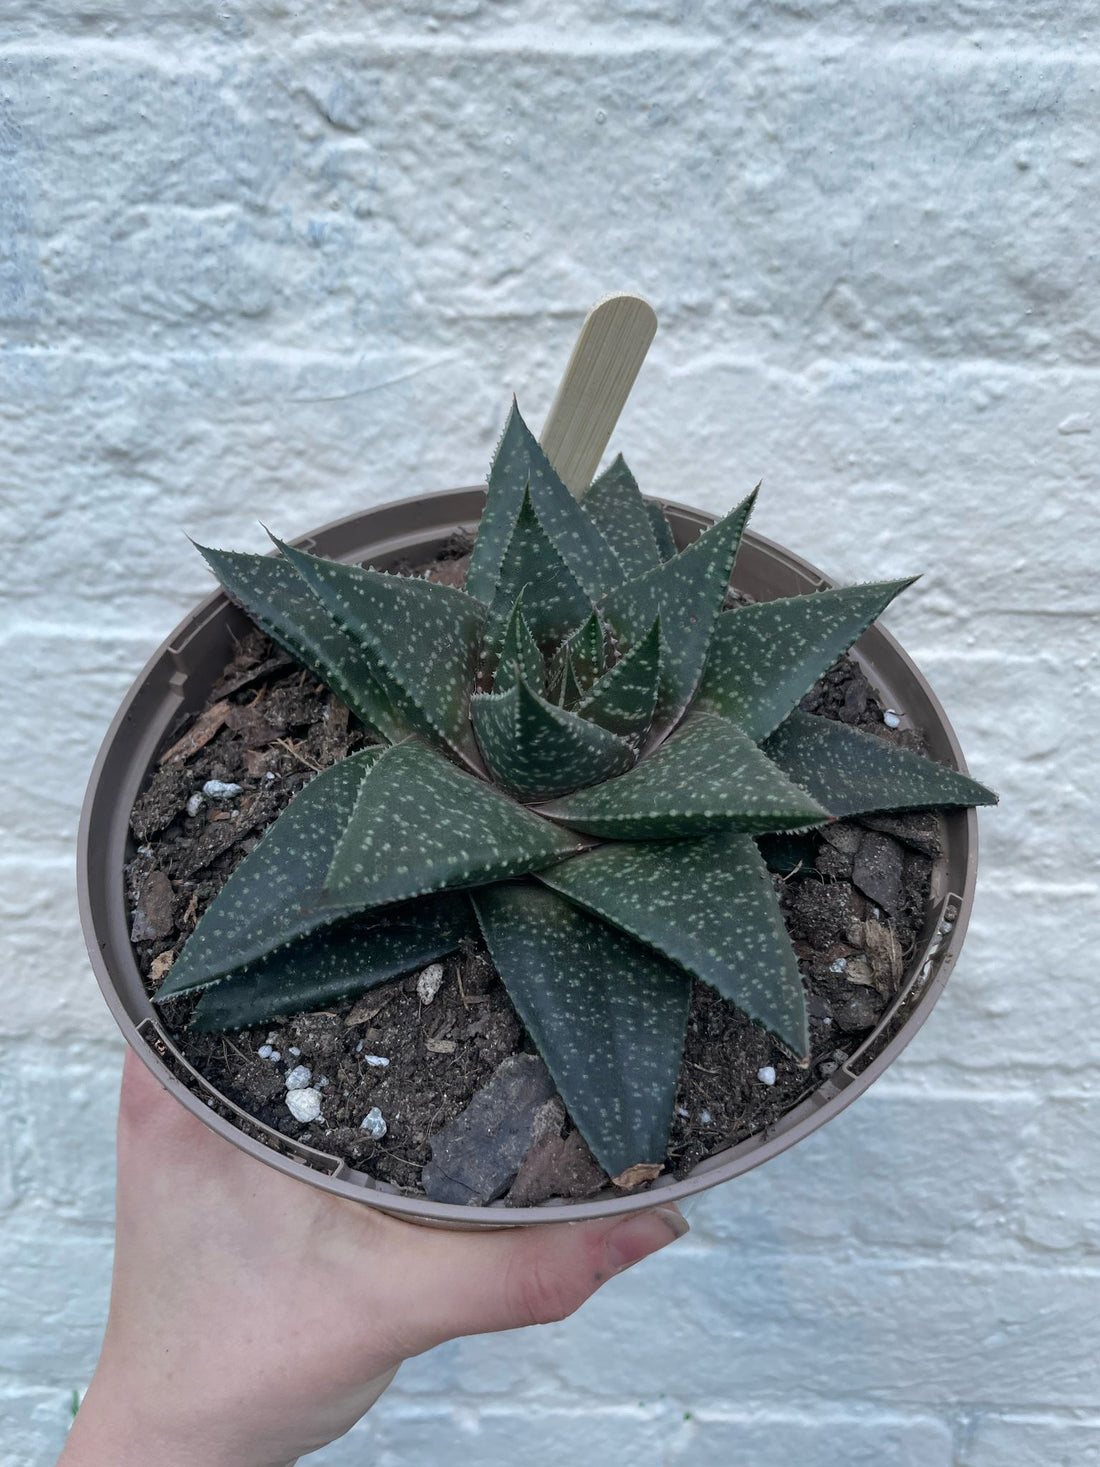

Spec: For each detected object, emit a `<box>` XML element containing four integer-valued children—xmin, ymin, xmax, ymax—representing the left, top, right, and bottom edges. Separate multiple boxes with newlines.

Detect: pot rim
<box><xmin>78</xmin><ymin>487</ymin><xmax>980</xmax><ymax>1230</ymax></box>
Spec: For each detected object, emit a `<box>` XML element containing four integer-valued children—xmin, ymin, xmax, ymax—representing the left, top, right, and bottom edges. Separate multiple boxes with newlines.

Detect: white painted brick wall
<box><xmin>0</xmin><ymin>4</ymin><xmax>1096</xmax><ymax>1462</ymax></box>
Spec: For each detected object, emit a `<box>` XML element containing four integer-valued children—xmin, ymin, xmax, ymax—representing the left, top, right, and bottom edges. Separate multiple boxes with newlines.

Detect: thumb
<box><xmin>390</xmin><ymin>1204</ymin><xmax>689</xmax><ymax>1353</ymax></box>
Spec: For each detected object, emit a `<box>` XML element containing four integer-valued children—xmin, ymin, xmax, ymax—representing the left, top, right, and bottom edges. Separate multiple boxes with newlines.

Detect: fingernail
<box><xmin>604</xmin><ymin>1205</ymin><xmax>690</xmax><ymax>1274</ymax></box>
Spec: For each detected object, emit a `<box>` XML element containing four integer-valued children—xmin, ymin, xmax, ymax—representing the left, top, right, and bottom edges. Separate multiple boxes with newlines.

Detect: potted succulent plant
<box><xmin>78</xmin><ymin>296</ymin><xmax>996</xmax><ymax>1226</ymax></box>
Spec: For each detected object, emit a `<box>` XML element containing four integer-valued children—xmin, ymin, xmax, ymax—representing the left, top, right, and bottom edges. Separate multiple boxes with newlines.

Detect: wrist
<box><xmin>58</xmin><ymin>1367</ymin><xmax>295</xmax><ymax>1467</ymax></box>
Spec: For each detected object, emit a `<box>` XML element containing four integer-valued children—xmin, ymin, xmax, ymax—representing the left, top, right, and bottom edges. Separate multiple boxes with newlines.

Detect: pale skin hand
<box><xmin>59</xmin><ymin>1050</ymin><xmax>689</xmax><ymax>1467</ymax></box>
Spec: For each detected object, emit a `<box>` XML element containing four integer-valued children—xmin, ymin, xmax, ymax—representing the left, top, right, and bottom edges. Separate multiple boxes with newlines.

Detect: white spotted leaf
<box><xmin>763</xmin><ymin>712</ymin><xmax>999</xmax><ymax>815</ymax></box>
<box><xmin>190</xmin><ymin>894</ymin><xmax>473</xmax><ymax>1031</ymax></box>
<box><xmin>540</xmin><ymin>832</ymin><xmax>808</xmax><ymax>1058</ymax></box>
<box><xmin>576</xmin><ymin>617</ymin><xmax>661</xmax><ymax>740</ymax></box>
<box><xmin>645</xmin><ymin>498</ymin><xmax>679</xmax><ymax>561</ymax></box>
<box><xmin>540</xmin><ymin>713</ymin><xmax>828</xmax><ymax>839</ymax></box>
<box><xmin>580</xmin><ymin>455</ymin><xmax>663</xmax><ymax>579</ymax></box>
<box><xmin>274</xmin><ymin>538</ymin><xmax>485</xmax><ymax>765</ymax></box>
<box><xmin>155</xmin><ymin>748</ymin><xmax>385</xmax><ymax>999</ymax></box>
<box><xmin>482</xmin><ymin>488</ymin><xmax>593</xmax><ymax>665</ymax></box>
<box><xmin>492</xmin><ymin>593</ymin><xmax>544</xmax><ymax>696</ymax></box>
<box><xmin>472</xmin><ymin>677</ymin><xmax>635</xmax><ymax>801</ymax></box>
<box><xmin>195</xmin><ymin>544</ymin><xmax>409</xmax><ymax>743</ymax></box>
<box><xmin>472</xmin><ymin>881</ymin><xmax>691</xmax><ymax>1178</ymax></box>
<box><xmin>325</xmin><ymin>739</ymin><xmax>584</xmax><ymax>909</ymax></box>
<box><xmin>694</xmin><ymin>580</ymin><xmax>917</xmax><ymax>741</ymax></box>
<box><xmin>465</xmin><ymin>399</ymin><xmax>623</xmax><ymax>605</ymax></box>
<box><xmin>599</xmin><ymin>493</ymin><xmax>756</xmax><ymax>735</ymax></box>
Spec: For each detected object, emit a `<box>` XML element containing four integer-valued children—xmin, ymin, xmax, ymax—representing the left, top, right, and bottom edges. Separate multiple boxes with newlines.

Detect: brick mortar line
<box><xmin>0</xmin><ymin>31</ymin><xmax>1095</xmax><ymax>64</ymax></box>
<box><xmin>2</xmin><ymin>341</ymin><xmax>1100</xmax><ymax>375</ymax></box>
<box><xmin>2</xmin><ymin>344</ymin><xmax>1100</xmax><ymax>379</ymax></box>
<box><xmin>368</xmin><ymin>1396</ymin><xmax>1100</xmax><ymax>1423</ymax></box>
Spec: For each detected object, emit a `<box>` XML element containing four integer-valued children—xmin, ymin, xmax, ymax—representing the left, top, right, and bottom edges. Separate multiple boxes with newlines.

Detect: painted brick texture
<box><xmin>0</xmin><ymin>3</ymin><xmax>1095</xmax><ymax>1464</ymax></box>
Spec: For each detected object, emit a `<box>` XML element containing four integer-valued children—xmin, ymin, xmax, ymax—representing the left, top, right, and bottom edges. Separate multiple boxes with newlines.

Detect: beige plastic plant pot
<box><xmin>78</xmin><ymin>487</ymin><xmax>980</xmax><ymax>1231</ymax></box>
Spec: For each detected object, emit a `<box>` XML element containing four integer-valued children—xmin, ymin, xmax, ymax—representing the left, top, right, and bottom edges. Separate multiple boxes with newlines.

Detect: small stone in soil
<box><xmin>130</xmin><ymin>870</ymin><xmax>175</xmax><ymax>942</ymax></box>
<box><xmin>757</xmin><ymin>1066</ymin><xmax>777</xmax><ymax>1086</ymax></box>
<box><xmin>186</xmin><ymin>793</ymin><xmax>205</xmax><ymax>818</ymax></box>
<box><xmin>852</xmin><ymin>831</ymin><xmax>905</xmax><ymax>916</ymax></box>
<box><xmin>360</xmin><ymin>1107</ymin><xmax>387</xmax><ymax>1139</ymax></box>
<box><xmin>883</xmin><ymin>709</ymin><xmax>901</xmax><ymax>728</ymax></box>
<box><xmin>507</xmin><ymin>1130</ymin><xmax>608</xmax><ymax>1207</ymax></box>
<box><xmin>286</xmin><ymin>1087</ymin><xmax>322</xmax><ymax>1123</ymax></box>
<box><xmin>257</xmin><ymin>1044</ymin><xmax>273</xmax><ymax>1059</ymax></box>
<box><xmin>202</xmin><ymin>779</ymin><xmax>243</xmax><ymax>798</ymax></box>
<box><xmin>285</xmin><ymin>1065</ymin><xmax>312</xmax><ymax>1089</ymax></box>
<box><xmin>416</xmin><ymin>962</ymin><xmax>445</xmax><ymax>1005</ymax></box>
<box><xmin>422</xmin><ymin>1054</ymin><xmax>556</xmax><ymax>1206</ymax></box>
<box><xmin>363</xmin><ymin>1054</ymin><xmax>389</xmax><ymax>1068</ymax></box>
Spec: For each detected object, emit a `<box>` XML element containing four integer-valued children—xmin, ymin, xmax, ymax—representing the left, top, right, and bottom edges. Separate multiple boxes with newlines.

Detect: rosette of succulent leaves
<box><xmin>156</xmin><ymin>401</ymin><xmax>996</xmax><ymax>1180</ymax></box>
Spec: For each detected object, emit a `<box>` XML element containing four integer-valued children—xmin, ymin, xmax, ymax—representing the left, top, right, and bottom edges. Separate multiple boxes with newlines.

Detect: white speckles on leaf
<box><xmin>540</xmin><ymin>713</ymin><xmax>828</xmax><ymax>839</ymax></box>
<box><xmin>465</xmin><ymin>400</ymin><xmax>622</xmax><ymax>605</ymax></box>
<box><xmin>274</xmin><ymin>537</ymin><xmax>485</xmax><ymax>764</ymax></box>
<box><xmin>540</xmin><ymin>831</ymin><xmax>809</xmax><ymax>1057</ymax></box>
<box><xmin>763</xmin><ymin>712</ymin><xmax>999</xmax><ymax>816</ymax></box>
<box><xmin>472</xmin><ymin>676</ymin><xmax>634</xmax><ymax>800</ymax></box>
<box><xmin>472</xmin><ymin>881</ymin><xmax>691</xmax><ymax>1177</ymax></box>
<box><xmin>694</xmin><ymin>579</ymin><xmax>917</xmax><ymax>741</ymax></box>
<box><xmin>326</xmin><ymin>739</ymin><xmax>583</xmax><ymax>909</ymax></box>
<box><xmin>599</xmin><ymin>493</ymin><xmax>756</xmax><ymax>733</ymax></box>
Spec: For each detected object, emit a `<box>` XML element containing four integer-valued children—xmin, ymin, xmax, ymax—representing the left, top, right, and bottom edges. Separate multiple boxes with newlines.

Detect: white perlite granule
<box><xmin>284</xmin><ymin>1065</ymin><xmax>311</xmax><ymax>1090</ymax></box>
<box><xmin>359</xmin><ymin>1107</ymin><xmax>387</xmax><ymax>1139</ymax></box>
<box><xmin>286</xmin><ymin>1088</ymin><xmax>322</xmax><ymax>1123</ymax></box>
<box><xmin>202</xmin><ymin>779</ymin><xmax>243</xmax><ymax>798</ymax></box>
<box><xmin>416</xmin><ymin>962</ymin><xmax>445</xmax><ymax>1005</ymax></box>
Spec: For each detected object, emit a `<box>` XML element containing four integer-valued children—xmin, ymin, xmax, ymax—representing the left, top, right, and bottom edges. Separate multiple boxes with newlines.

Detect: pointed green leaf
<box><xmin>465</xmin><ymin>400</ymin><xmax>623</xmax><ymax>605</ymax></box>
<box><xmin>559</xmin><ymin>654</ymin><xmax>584</xmax><ymax>709</ymax></box>
<box><xmin>326</xmin><ymin>739</ymin><xmax>584</xmax><ymax>909</ymax></box>
<box><xmin>580</xmin><ymin>455</ymin><xmax>662</xmax><ymax>579</ymax></box>
<box><xmin>694</xmin><ymin>579</ymin><xmax>917</xmax><ymax>741</ymax></box>
<box><xmin>539</xmin><ymin>833</ymin><xmax>808</xmax><ymax>1058</ymax></box>
<box><xmin>274</xmin><ymin>539</ymin><xmax>485</xmax><ymax>764</ymax></box>
<box><xmin>563</xmin><ymin>609</ymin><xmax>606</xmax><ymax>689</ymax></box>
<box><xmin>155</xmin><ymin>749</ymin><xmax>384</xmax><ymax>1000</ymax></box>
<box><xmin>472</xmin><ymin>882</ymin><xmax>691</xmax><ymax>1177</ymax></box>
<box><xmin>762</xmin><ymin>711</ymin><xmax>999</xmax><ymax>817</ymax></box>
<box><xmin>540</xmin><ymin>712</ymin><xmax>828</xmax><ymax>838</ymax></box>
<box><xmin>190</xmin><ymin>894</ymin><xmax>473</xmax><ymax>1032</ymax></box>
<box><xmin>492</xmin><ymin>593</ymin><xmax>544</xmax><ymax>696</ymax></box>
<box><xmin>576</xmin><ymin>617</ymin><xmax>661</xmax><ymax>740</ymax></box>
<box><xmin>472</xmin><ymin>677</ymin><xmax>635</xmax><ymax>801</ymax></box>
<box><xmin>195</xmin><ymin>545</ymin><xmax>408</xmax><ymax>743</ymax></box>
<box><xmin>483</xmin><ymin>489</ymin><xmax>593</xmax><ymax>664</ymax></box>
<box><xmin>545</xmin><ymin>641</ymin><xmax>587</xmax><ymax>708</ymax></box>
<box><xmin>644</xmin><ymin>498</ymin><xmax>679</xmax><ymax>561</ymax></box>
<box><xmin>599</xmin><ymin>494</ymin><xmax>756</xmax><ymax>733</ymax></box>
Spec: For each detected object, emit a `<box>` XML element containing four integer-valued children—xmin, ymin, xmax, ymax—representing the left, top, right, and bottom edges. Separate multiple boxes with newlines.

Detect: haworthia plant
<box><xmin>162</xmin><ymin>400</ymin><xmax>997</xmax><ymax>1182</ymax></box>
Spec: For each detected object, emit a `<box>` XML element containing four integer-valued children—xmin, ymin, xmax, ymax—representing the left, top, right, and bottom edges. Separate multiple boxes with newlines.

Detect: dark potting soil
<box><xmin>128</xmin><ymin>534</ymin><xmax>937</xmax><ymax>1206</ymax></box>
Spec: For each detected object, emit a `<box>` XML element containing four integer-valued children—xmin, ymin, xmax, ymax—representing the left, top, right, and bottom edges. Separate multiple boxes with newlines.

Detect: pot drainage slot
<box><xmin>843</xmin><ymin>891</ymin><xmax>963</xmax><ymax>1080</ymax></box>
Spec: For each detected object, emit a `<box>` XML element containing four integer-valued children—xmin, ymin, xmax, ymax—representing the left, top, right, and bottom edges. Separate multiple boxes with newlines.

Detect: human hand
<box><xmin>59</xmin><ymin>1049</ymin><xmax>688</xmax><ymax>1467</ymax></box>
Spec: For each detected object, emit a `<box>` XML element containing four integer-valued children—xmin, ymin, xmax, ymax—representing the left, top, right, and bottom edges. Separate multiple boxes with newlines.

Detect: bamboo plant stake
<box><xmin>540</xmin><ymin>293</ymin><xmax>658</xmax><ymax>497</ymax></box>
